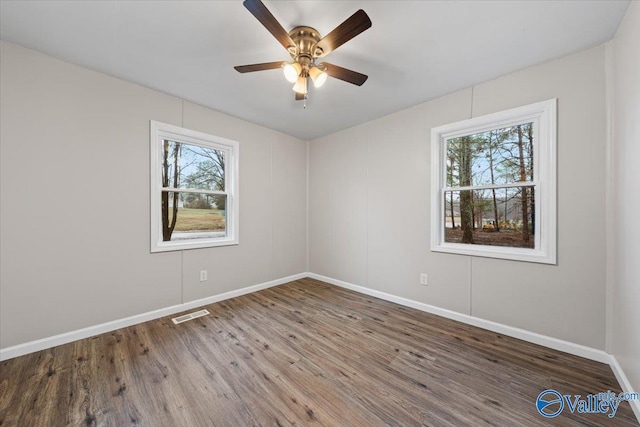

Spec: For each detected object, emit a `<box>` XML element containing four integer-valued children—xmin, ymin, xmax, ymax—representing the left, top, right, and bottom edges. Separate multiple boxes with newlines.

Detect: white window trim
<box><xmin>430</xmin><ymin>99</ymin><xmax>557</xmax><ymax>264</ymax></box>
<box><xmin>150</xmin><ymin>120</ymin><xmax>239</xmax><ymax>253</ymax></box>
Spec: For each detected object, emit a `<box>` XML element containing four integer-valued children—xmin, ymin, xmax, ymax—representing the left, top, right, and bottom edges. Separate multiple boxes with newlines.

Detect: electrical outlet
<box><xmin>420</xmin><ymin>273</ymin><xmax>428</xmax><ymax>286</ymax></box>
<box><xmin>200</xmin><ymin>270</ymin><xmax>208</xmax><ymax>282</ymax></box>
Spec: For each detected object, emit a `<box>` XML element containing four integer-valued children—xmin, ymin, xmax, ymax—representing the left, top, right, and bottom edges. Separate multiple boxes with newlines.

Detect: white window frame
<box><xmin>150</xmin><ymin>120</ymin><xmax>239</xmax><ymax>252</ymax></box>
<box><xmin>430</xmin><ymin>99</ymin><xmax>557</xmax><ymax>264</ymax></box>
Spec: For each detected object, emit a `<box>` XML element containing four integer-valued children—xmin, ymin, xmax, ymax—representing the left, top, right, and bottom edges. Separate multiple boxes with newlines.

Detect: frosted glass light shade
<box><xmin>283</xmin><ymin>62</ymin><xmax>302</xmax><ymax>83</ymax></box>
<box><xmin>309</xmin><ymin>66</ymin><xmax>328</xmax><ymax>88</ymax></box>
<box><xmin>292</xmin><ymin>76</ymin><xmax>308</xmax><ymax>94</ymax></box>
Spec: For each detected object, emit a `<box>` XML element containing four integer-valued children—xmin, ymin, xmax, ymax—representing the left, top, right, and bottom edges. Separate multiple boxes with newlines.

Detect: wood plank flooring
<box><xmin>0</xmin><ymin>278</ymin><xmax>637</xmax><ymax>426</ymax></box>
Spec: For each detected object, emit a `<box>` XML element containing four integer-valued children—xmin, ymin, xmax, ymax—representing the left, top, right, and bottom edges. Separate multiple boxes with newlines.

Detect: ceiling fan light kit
<box><xmin>308</xmin><ymin>65</ymin><xmax>328</xmax><ymax>88</ymax></box>
<box><xmin>293</xmin><ymin>74</ymin><xmax>308</xmax><ymax>95</ymax></box>
<box><xmin>283</xmin><ymin>62</ymin><xmax>302</xmax><ymax>83</ymax></box>
<box><xmin>234</xmin><ymin>0</ymin><xmax>371</xmax><ymax>103</ymax></box>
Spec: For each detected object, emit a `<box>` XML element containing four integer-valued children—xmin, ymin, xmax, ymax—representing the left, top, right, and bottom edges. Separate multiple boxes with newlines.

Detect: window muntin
<box><xmin>151</xmin><ymin>121</ymin><xmax>239</xmax><ymax>252</ymax></box>
<box><xmin>431</xmin><ymin>99</ymin><xmax>556</xmax><ymax>264</ymax></box>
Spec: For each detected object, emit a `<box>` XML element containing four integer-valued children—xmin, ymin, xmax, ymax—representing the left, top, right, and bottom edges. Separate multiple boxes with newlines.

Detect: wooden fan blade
<box><xmin>295</xmin><ymin>92</ymin><xmax>305</xmax><ymax>101</ymax></box>
<box><xmin>243</xmin><ymin>0</ymin><xmax>295</xmax><ymax>51</ymax></box>
<box><xmin>234</xmin><ymin>61</ymin><xmax>286</xmax><ymax>73</ymax></box>
<box><xmin>321</xmin><ymin>63</ymin><xmax>368</xmax><ymax>86</ymax></box>
<box><xmin>315</xmin><ymin>10</ymin><xmax>371</xmax><ymax>57</ymax></box>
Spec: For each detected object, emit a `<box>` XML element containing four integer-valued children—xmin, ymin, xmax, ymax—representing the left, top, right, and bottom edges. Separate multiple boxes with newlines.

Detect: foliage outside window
<box><xmin>430</xmin><ymin>99</ymin><xmax>556</xmax><ymax>264</ymax></box>
<box><xmin>150</xmin><ymin>121</ymin><xmax>239</xmax><ymax>252</ymax></box>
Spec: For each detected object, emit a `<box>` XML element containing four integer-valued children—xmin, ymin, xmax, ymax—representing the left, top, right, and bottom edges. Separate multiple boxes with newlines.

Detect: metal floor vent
<box><xmin>172</xmin><ymin>309</ymin><xmax>210</xmax><ymax>324</ymax></box>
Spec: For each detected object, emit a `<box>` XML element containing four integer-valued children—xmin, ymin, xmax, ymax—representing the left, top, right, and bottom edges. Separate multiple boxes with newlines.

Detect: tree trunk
<box><xmin>449</xmin><ymin>192</ymin><xmax>456</xmax><ymax>229</ymax></box>
<box><xmin>162</xmin><ymin>140</ymin><xmax>171</xmax><ymax>241</ymax></box>
<box><xmin>504</xmin><ymin>192</ymin><xmax>508</xmax><ymax>224</ymax></box>
<box><xmin>471</xmin><ymin>191</ymin><xmax>476</xmax><ymax>230</ymax></box>
<box><xmin>517</xmin><ymin>126</ymin><xmax>530</xmax><ymax>242</ymax></box>
<box><xmin>488</xmin><ymin>132</ymin><xmax>500</xmax><ymax>231</ymax></box>
<box><xmin>447</xmin><ymin>154</ymin><xmax>456</xmax><ymax>229</ymax></box>
<box><xmin>491</xmin><ymin>189</ymin><xmax>499</xmax><ymax>230</ymax></box>
<box><xmin>526</xmin><ymin>124</ymin><xmax>535</xmax><ymax>236</ymax></box>
<box><xmin>161</xmin><ymin>140</ymin><xmax>180</xmax><ymax>241</ymax></box>
<box><xmin>459</xmin><ymin>137</ymin><xmax>474</xmax><ymax>243</ymax></box>
<box><xmin>169</xmin><ymin>143</ymin><xmax>180</xmax><ymax>236</ymax></box>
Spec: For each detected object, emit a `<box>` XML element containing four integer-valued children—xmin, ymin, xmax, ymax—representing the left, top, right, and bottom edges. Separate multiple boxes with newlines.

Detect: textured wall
<box><xmin>612</xmin><ymin>0</ymin><xmax>640</xmax><ymax>394</ymax></box>
<box><xmin>310</xmin><ymin>45</ymin><xmax>608</xmax><ymax>349</ymax></box>
<box><xmin>0</xmin><ymin>41</ymin><xmax>307</xmax><ymax>348</ymax></box>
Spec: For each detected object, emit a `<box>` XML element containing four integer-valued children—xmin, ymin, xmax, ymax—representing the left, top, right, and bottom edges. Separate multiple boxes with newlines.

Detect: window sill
<box><xmin>151</xmin><ymin>238</ymin><xmax>239</xmax><ymax>253</ymax></box>
<box><xmin>431</xmin><ymin>242</ymin><xmax>556</xmax><ymax>265</ymax></box>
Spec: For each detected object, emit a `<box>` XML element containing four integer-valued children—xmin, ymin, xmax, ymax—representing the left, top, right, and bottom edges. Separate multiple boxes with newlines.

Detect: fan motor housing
<box><xmin>288</xmin><ymin>26</ymin><xmax>324</xmax><ymax>62</ymax></box>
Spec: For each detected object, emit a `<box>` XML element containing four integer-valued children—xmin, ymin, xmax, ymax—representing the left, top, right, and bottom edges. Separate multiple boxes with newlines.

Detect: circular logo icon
<box><xmin>536</xmin><ymin>389</ymin><xmax>564</xmax><ymax>418</ymax></box>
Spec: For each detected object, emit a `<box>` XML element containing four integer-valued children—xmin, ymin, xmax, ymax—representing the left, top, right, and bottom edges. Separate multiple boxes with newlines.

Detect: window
<box><xmin>150</xmin><ymin>121</ymin><xmax>239</xmax><ymax>252</ymax></box>
<box><xmin>430</xmin><ymin>99</ymin><xmax>556</xmax><ymax>264</ymax></box>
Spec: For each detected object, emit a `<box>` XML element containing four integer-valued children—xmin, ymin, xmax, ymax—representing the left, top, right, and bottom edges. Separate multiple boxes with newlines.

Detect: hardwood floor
<box><xmin>0</xmin><ymin>278</ymin><xmax>637</xmax><ymax>426</ymax></box>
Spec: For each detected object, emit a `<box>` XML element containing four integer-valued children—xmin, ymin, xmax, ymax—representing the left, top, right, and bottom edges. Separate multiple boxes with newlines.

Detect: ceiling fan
<box><xmin>234</xmin><ymin>0</ymin><xmax>372</xmax><ymax>101</ymax></box>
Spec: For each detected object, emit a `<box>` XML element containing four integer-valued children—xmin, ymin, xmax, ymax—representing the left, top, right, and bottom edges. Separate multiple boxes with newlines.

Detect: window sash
<box><xmin>160</xmin><ymin>139</ymin><xmax>229</xmax><ymax>193</ymax></box>
<box><xmin>150</xmin><ymin>120</ymin><xmax>239</xmax><ymax>252</ymax></box>
<box><xmin>443</xmin><ymin>120</ymin><xmax>539</xmax><ymax>189</ymax></box>
<box><xmin>161</xmin><ymin>187</ymin><xmax>227</xmax><ymax>196</ymax></box>
<box><xmin>430</xmin><ymin>99</ymin><xmax>556</xmax><ymax>264</ymax></box>
<box><xmin>443</xmin><ymin>181</ymin><xmax>537</xmax><ymax>192</ymax></box>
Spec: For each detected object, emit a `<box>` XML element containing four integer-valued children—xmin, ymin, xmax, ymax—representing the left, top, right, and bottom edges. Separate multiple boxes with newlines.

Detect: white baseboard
<box><xmin>610</xmin><ymin>356</ymin><xmax>640</xmax><ymax>421</ymax></box>
<box><xmin>307</xmin><ymin>273</ymin><xmax>611</xmax><ymax>364</ymax></box>
<box><xmin>0</xmin><ymin>273</ymin><xmax>307</xmax><ymax>361</ymax></box>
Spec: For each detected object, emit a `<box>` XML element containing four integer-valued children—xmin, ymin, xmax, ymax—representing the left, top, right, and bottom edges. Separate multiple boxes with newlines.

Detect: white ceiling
<box><xmin>0</xmin><ymin>0</ymin><xmax>630</xmax><ymax>140</ymax></box>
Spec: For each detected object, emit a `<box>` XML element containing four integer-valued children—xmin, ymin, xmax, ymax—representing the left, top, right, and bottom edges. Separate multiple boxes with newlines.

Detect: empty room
<box><xmin>1</xmin><ymin>0</ymin><xmax>639</xmax><ymax>425</ymax></box>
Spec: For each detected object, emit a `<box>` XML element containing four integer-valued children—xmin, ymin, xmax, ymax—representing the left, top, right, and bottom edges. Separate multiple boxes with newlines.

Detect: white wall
<box><xmin>612</xmin><ymin>1</ymin><xmax>640</xmax><ymax>394</ymax></box>
<box><xmin>0</xmin><ymin>41</ymin><xmax>307</xmax><ymax>349</ymax></box>
<box><xmin>310</xmin><ymin>45</ymin><xmax>609</xmax><ymax>349</ymax></box>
